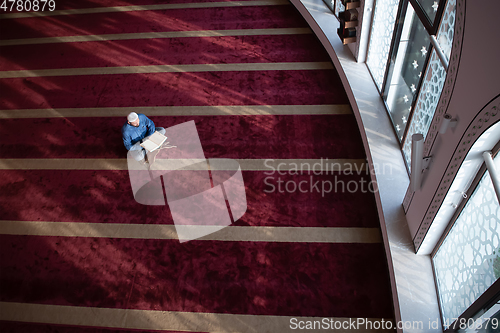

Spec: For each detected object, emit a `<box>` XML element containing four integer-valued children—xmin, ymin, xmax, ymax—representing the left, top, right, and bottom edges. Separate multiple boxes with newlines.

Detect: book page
<box><xmin>150</xmin><ymin>131</ymin><xmax>167</xmax><ymax>146</ymax></box>
<box><xmin>141</xmin><ymin>140</ymin><xmax>158</xmax><ymax>152</ymax></box>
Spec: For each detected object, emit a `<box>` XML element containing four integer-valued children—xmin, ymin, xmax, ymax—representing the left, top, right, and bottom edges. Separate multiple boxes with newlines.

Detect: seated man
<box><xmin>122</xmin><ymin>112</ymin><xmax>166</xmax><ymax>162</ymax></box>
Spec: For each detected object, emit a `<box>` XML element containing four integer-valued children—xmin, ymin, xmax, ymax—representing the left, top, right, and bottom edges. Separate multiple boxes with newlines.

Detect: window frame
<box><xmin>431</xmin><ymin>143</ymin><xmax>500</xmax><ymax>331</ymax></box>
<box><xmin>381</xmin><ymin>0</ymin><xmax>435</xmax><ymax>146</ymax></box>
<box><xmin>374</xmin><ymin>0</ymin><xmax>449</xmax><ymax>149</ymax></box>
<box><xmin>409</xmin><ymin>0</ymin><xmax>447</xmax><ymax>35</ymax></box>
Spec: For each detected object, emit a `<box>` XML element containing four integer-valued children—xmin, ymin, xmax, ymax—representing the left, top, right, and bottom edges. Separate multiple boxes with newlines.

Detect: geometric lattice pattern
<box><xmin>402</xmin><ymin>0</ymin><xmax>456</xmax><ymax>166</ymax></box>
<box><xmin>402</xmin><ymin>49</ymin><xmax>446</xmax><ymax>166</ymax></box>
<box><xmin>402</xmin><ymin>0</ymin><xmax>465</xmax><ymax>218</ymax></box>
<box><xmin>384</xmin><ymin>2</ymin><xmax>431</xmax><ymax>142</ymax></box>
<box><xmin>366</xmin><ymin>0</ymin><xmax>401</xmax><ymax>91</ymax></box>
<box><xmin>433</xmin><ymin>159</ymin><xmax>500</xmax><ymax>324</ymax></box>
<box><xmin>436</xmin><ymin>0</ymin><xmax>456</xmax><ymax>60</ymax></box>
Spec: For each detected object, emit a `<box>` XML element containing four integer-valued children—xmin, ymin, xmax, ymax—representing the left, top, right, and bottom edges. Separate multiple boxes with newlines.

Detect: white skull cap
<box><xmin>127</xmin><ymin>112</ymin><xmax>139</xmax><ymax>122</ymax></box>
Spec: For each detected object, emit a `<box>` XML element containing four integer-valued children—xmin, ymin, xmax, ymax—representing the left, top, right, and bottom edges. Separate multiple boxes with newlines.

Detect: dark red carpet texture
<box><xmin>0</xmin><ymin>321</ymin><xmax>198</xmax><ymax>333</ymax></box>
<box><xmin>0</xmin><ymin>0</ymin><xmax>395</xmax><ymax>330</ymax></box>
<box><xmin>57</xmin><ymin>0</ymin><xmax>264</xmax><ymax>11</ymax></box>
<box><xmin>0</xmin><ymin>115</ymin><xmax>363</xmax><ymax>159</ymax></box>
<box><xmin>0</xmin><ymin>236</ymin><xmax>393</xmax><ymax>318</ymax></box>
<box><xmin>0</xmin><ymin>35</ymin><xmax>330</xmax><ymax>71</ymax></box>
<box><xmin>0</xmin><ymin>6</ymin><xmax>306</xmax><ymax>40</ymax></box>
<box><xmin>0</xmin><ymin>170</ymin><xmax>380</xmax><ymax>227</ymax></box>
<box><xmin>1</xmin><ymin>71</ymin><xmax>347</xmax><ymax>109</ymax></box>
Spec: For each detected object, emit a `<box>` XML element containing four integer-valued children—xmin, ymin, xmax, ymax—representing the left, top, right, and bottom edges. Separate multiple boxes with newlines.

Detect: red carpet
<box><xmin>1</xmin><ymin>70</ymin><xmax>347</xmax><ymax>109</ymax></box>
<box><xmin>0</xmin><ymin>6</ymin><xmax>305</xmax><ymax>40</ymax></box>
<box><xmin>0</xmin><ymin>115</ymin><xmax>363</xmax><ymax>158</ymax></box>
<box><xmin>0</xmin><ymin>321</ymin><xmax>193</xmax><ymax>333</ymax></box>
<box><xmin>0</xmin><ymin>236</ymin><xmax>393</xmax><ymax>318</ymax></box>
<box><xmin>57</xmin><ymin>0</ymin><xmax>264</xmax><ymax>10</ymax></box>
<box><xmin>0</xmin><ymin>0</ymin><xmax>395</xmax><ymax>331</ymax></box>
<box><xmin>0</xmin><ymin>35</ymin><xmax>330</xmax><ymax>71</ymax></box>
<box><xmin>0</xmin><ymin>170</ymin><xmax>379</xmax><ymax>227</ymax></box>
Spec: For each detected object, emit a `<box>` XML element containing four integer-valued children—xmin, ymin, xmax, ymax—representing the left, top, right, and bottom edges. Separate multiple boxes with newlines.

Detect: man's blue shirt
<box><xmin>122</xmin><ymin>113</ymin><xmax>156</xmax><ymax>150</ymax></box>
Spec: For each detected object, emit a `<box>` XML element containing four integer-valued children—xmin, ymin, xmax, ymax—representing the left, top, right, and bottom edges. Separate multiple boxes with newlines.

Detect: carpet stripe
<box><xmin>0</xmin><ymin>239</ymin><xmax>394</xmax><ymax>317</ymax></box>
<box><xmin>0</xmin><ymin>0</ymin><xmax>290</xmax><ymax>19</ymax></box>
<box><xmin>0</xmin><ymin>28</ymin><xmax>312</xmax><ymax>46</ymax></box>
<box><xmin>0</xmin><ymin>221</ymin><xmax>381</xmax><ymax>243</ymax></box>
<box><xmin>1</xmin><ymin>71</ymin><xmax>348</xmax><ymax>110</ymax></box>
<box><xmin>0</xmin><ymin>171</ymin><xmax>380</xmax><ymax>228</ymax></box>
<box><xmin>0</xmin><ymin>62</ymin><xmax>334</xmax><ymax>78</ymax></box>
<box><xmin>0</xmin><ymin>34</ymin><xmax>329</xmax><ymax>71</ymax></box>
<box><xmin>0</xmin><ymin>115</ymin><xmax>364</xmax><ymax>160</ymax></box>
<box><xmin>0</xmin><ymin>6</ymin><xmax>306</xmax><ymax>41</ymax></box>
<box><xmin>0</xmin><ymin>158</ymin><xmax>366</xmax><ymax>171</ymax></box>
<box><xmin>0</xmin><ymin>105</ymin><xmax>351</xmax><ymax>119</ymax></box>
<box><xmin>55</xmin><ymin>0</ymin><xmax>270</xmax><ymax>10</ymax></box>
<box><xmin>0</xmin><ymin>302</ymin><xmax>392</xmax><ymax>332</ymax></box>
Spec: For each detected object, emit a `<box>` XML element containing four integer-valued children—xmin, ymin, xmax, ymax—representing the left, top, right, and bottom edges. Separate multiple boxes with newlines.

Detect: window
<box><xmin>401</xmin><ymin>0</ymin><xmax>456</xmax><ymax>166</ymax></box>
<box><xmin>366</xmin><ymin>0</ymin><xmax>401</xmax><ymax>91</ymax></box>
<box><xmin>322</xmin><ymin>0</ymin><xmax>344</xmax><ymax>17</ymax></box>
<box><xmin>366</xmin><ymin>0</ymin><xmax>456</xmax><ymax>168</ymax></box>
<box><xmin>382</xmin><ymin>1</ymin><xmax>431</xmax><ymax>141</ymax></box>
<box><xmin>433</xmin><ymin>150</ymin><xmax>500</xmax><ymax>329</ymax></box>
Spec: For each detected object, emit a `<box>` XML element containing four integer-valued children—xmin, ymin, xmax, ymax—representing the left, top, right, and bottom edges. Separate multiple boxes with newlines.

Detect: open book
<box><xmin>140</xmin><ymin>131</ymin><xmax>167</xmax><ymax>152</ymax></box>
